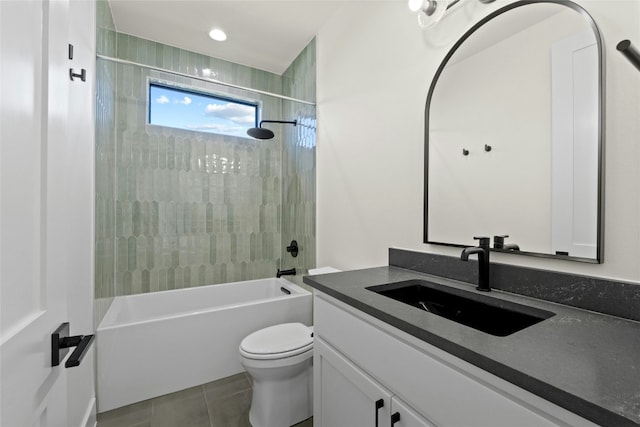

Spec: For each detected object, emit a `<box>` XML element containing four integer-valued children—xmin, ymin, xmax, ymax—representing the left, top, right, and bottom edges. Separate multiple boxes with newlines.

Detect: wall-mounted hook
<box><xmin>462</xmin><ymin>148</ymin><xmax>469</xmax><ymax>156</ymax></box>
<box><xmin>484</xmin><ymin>144</ymin><xmax>492</xmax><ymax>152</ymax></box>
<box><xmin>69</xmin><ymin>68</ymin><xmax>86</xmax><ymax>82</ymax></box>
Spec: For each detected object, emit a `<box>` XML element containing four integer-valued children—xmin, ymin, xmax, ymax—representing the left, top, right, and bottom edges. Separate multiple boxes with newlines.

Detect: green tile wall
<box><xmin>281</xmin><ymin>40</ymin><xmax>317</xmax><ymax>278</ymax></box>
<box><xmin>111</xmin><ymin>57</ymin><xmax>284</xmax><ymax>295</ymax></box>
<box><xmin>114</xmin><ymin>33</ymin><xmax>282</xmax><ymax>95</ymax></box>
<box><xmin>95</xmin><ymin>1</ymin><xmax>316</xmax><ymax>303</ymax></box>
<box><xmin>95</xmin><ymin>0</ymin><xmax>117</xmax><ymax>325</ymax></box>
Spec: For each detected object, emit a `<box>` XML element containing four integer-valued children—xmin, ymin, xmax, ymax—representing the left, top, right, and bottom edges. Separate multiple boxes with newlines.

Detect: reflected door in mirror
<box><xmin>425</xmin><ymin>1</ymin><xmax>603</xmax><ymax>262</ymax></box>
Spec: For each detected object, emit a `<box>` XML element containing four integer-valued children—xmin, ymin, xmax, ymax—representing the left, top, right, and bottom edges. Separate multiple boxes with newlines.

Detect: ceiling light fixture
<box><xmin>409</xmin><ymin>0</ymin><xmax>496</xmax><ymax>29</ymax></box>
<box><xmin>209</xmin><ymin>28</ymin><xmax>227</xmax><ymax>42</ymax></box>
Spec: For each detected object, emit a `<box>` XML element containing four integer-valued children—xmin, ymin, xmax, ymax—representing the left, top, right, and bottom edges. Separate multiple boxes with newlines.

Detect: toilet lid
<box><xmin>240</xmin><ymin>323</ymin><xmax>313</xmax><ymax>358</ymax></box>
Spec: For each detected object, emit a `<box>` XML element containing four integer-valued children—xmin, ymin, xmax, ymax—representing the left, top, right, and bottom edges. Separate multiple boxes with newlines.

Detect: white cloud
<box><xmin>156</xmin><ymin>95</ymin><xmax>170</xmax><ymax>104</ymax></box>
<box><xmin>176</xmin><ymin>96</ymin><xmax>192</xmax><ymax>105</ymax></box>
<box><xmin>205</xmin><ymin>102</ymin><xmax>255</xmax><ymax>124</ymax></box>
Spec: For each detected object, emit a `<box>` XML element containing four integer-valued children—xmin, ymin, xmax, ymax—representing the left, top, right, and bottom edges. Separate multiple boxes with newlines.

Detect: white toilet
<box><xmin>239</xmin><ymin>322</ymin><xmax>314</xmax><ymax>427</ymax></box>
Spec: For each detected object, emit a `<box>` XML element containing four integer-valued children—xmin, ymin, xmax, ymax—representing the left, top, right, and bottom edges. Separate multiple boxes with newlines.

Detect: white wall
<box><xmin>429</xmin><ymin>10</ymin><xmax>577</xmax><ymax>252</ymax></box>
<box><xmin>316</xmin><ymin>0</ymin><xmax>640</xmax><ymax>283</ymax></box>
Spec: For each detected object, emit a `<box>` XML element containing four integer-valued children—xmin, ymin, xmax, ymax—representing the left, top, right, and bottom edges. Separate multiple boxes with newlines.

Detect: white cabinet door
<box><xmin>315</xmin><ymin>294</ymin><xmax>596</xmax><ymax>427</ymax></box>
<box><xmin>390</xmin><ymin>397</ymin><xmax>434</xmax><ymax>427</ymax></box>
<box><xmin>315</xmin><ymin>336</ymin><xmax>434</xmax><ymax>427</ymax></box>
<box><xmin>315</xmin><ymin>338</ymin><xmax>392</xmax><ymax>427</ymax></box>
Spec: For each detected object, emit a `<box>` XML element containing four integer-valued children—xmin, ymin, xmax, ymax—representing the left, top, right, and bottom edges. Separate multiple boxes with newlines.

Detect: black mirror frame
<box><xmin>423</xmin><ymin>0</ymin><xmax>605</xmax><ymax>263</ymax></box>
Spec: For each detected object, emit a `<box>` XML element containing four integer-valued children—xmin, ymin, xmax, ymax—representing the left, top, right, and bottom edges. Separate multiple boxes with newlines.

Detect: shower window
<box><xmin>148</xmin><ymin>83</ymin><xmax>258</xmax><ymax>138</ymax></box>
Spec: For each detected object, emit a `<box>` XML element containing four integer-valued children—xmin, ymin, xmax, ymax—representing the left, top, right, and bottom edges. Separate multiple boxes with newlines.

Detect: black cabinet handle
<box><xmin>375</xmin><ymin>399</ymin><xmax>384</xmax><ymax>427</ymax></box>
<box><xmin>51</xmin><ymin>322</ymin><xmax>95</xmax><ymax>368</ymax></box>
<box><xmin>391</xmin><ymin>412</ymin><xmax>401</xmax><ymax>426</ymax></box>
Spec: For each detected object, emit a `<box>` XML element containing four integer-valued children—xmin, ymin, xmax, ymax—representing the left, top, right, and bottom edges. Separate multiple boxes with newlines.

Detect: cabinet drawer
<box><xmin>314</xmin><ymin>294</ymin><xmax>591</xmax><ymax>427</ymax></box>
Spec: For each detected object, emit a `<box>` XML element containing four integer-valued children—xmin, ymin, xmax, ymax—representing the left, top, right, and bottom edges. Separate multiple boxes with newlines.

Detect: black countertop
<box><xmin>304</xmin><ymin>266</ymin><xmax>640</xmax><ymax>426</ymax></box>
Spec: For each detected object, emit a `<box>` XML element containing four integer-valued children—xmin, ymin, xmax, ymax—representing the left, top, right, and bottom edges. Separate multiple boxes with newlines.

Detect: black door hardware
<box><xmin>69</xmin><ymin>69</ymin><xmax>86</xmax><ymax>82</ymax></box>
<box><xmin>375</xmin><ymin>399</ymin><xmax>384</xmax><ymax>427</ymax></box>
<box><xmin>391</xmin><ymin>412</ymin><xmax>401</xmax><ymax>426</ymax></box>
<box><xmin>52</xmin><ymin>323</ymin><xmax>95</xmax><ymax>368</ymax></box>
<box><xmin>68</xmin><ymin>43</ymin><xmax>86</xmax><ymax>81</ymax></box>
<box><xmin>286</xmin><ymin>240</ymin><xmax>299</xmax><ymax>257</ymax></box>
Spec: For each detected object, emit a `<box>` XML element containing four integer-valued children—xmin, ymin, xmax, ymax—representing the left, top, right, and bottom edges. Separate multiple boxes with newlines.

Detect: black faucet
<box><xmin>277</xmin><ymin>268</ymin><xmax>296</xmax><ymax>278</ymax></box>
<box><xmin>460</xmin><ymin>237</ymin><xmax>491</xmax><ymax>292</ymax></box>
<box><xmin>493</xmin><ymin>235</ymin><xmax>520</xmax><ymax>251</ymax></box>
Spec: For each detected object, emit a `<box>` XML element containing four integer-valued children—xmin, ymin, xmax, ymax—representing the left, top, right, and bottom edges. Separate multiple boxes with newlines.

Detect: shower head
<box><xmin>247</xmin><ymin>119</ymin><xmax>297</xmax><ymax>140</ymax></box>
<box><xmin>247</xmin><ymin>127</ymin><xmax>275</xmax><ymax>139</ymax></box>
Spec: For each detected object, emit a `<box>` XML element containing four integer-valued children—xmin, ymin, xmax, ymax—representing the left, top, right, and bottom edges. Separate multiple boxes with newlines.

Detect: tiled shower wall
<box><xmin>95</xmin><ymin>1</ymin><xmax>316</xmax><ymax>324</ymax></box>
<box><xmin>281</xmin><ymin>40</ymin><xmax>317</xmax><ymax>282</ymax></box>
<box><xmin>111</xmin><ymin>64</ymin><xmax>284</xmax><ymax>297</ymax></box>
<box><xmin>95</xmin><ymin>0</ymin><xmax>117</xmax><ymax>324</ymax></box>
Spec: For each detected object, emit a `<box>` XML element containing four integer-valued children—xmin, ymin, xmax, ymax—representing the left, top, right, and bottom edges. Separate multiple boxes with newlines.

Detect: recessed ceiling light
<box><xmin>209</xmin><ymin>29</ymin><xmax>227</xmax><ymax>42</ymax></box>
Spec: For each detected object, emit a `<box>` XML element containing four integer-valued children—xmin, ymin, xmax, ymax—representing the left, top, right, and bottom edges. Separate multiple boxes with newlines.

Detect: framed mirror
<box><xmin>424</xmin><ymin>0</ymin><xmax>604</xmax><ymax>263</ymax></box>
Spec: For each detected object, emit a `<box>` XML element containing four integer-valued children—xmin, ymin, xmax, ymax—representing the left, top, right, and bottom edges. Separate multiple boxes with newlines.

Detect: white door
<box><xmin>314</xmin><ymin>338</ymin><xmax>392</xmax><ymax>427</ymax></box>
<box><xmin>550</xmin><ymin>31</ymin><xmax>599</xmax><ymax>259</ymax></box>
<box><xmin>1</xmin><ymin>0</ymin><xmax>95</xmax><ymax>426</ymax></box>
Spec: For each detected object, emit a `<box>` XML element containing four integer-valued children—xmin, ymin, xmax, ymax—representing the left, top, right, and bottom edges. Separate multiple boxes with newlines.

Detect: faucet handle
<box><xmin>493</xmin><ymin>235</ymin><xmax>509</xmax><ymax>248</ymax></box>
<box><xmin>473</xmin><ymin>236</ymin><xmax>491</xmax><ymax>248</ymax></box>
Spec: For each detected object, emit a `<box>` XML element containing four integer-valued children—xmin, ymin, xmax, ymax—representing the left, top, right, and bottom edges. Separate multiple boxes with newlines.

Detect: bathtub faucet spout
<box><xmin>277</xmin><ymin>268</ymin><xmax>296</xmax><ymax>278</ymax></box>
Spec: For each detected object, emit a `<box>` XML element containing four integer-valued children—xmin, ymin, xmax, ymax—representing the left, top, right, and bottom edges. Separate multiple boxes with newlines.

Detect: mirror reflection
<box><xmin>425</xmin><ymin>1</ymin><xmax>603</xmax><ymax>262</ymax></box>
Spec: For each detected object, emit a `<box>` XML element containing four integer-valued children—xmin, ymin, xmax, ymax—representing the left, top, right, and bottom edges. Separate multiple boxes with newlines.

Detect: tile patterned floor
<box><xmin>96</xmin><ymin>372</ymin><xmax>313</xmax><ymax>427</ymax></box>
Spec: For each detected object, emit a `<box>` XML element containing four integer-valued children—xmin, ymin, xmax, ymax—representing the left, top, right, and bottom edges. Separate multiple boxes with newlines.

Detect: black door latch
<box><xmin>51</xmin><ymin>322</ymin><xmax>95</xmax><ymax>368</ymax></box>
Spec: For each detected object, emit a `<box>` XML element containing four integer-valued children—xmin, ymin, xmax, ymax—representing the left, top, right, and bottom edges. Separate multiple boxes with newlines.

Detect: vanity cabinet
<box><xmin>315</xmin><ymin>337</ymin><xmax>433</xmax><ymax>427</ymax></box>
<box><xmin>313</xmin><ymin>292</ymin><xmax>598</xmax><ymax>427</ymax></box>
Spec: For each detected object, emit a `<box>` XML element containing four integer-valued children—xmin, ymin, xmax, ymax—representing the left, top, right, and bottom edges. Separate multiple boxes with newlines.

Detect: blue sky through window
<box><xmin>149</xmin><ymin>84</ymin><xmax>258</xmax><ymax>138</ymax></box>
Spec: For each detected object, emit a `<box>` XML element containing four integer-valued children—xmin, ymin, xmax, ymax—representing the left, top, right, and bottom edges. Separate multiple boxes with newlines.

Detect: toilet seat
<box><xmin>240</xmin><ymin>322</ymin><xmax>313</xmax><ymax>360</ymax></box>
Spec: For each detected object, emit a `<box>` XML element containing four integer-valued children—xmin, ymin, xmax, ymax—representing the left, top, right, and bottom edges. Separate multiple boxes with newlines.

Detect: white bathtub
<box><xmin>96</xmin><ymin>277</ymin><xmax>312</xmax><ymax>412</ymax></box>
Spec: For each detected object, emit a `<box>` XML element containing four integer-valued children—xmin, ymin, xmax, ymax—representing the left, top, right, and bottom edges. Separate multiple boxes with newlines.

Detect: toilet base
<box><xmin>246</xmin><ymin>360</ymin><xmax>313</xmax><ymax>427</ymax></box>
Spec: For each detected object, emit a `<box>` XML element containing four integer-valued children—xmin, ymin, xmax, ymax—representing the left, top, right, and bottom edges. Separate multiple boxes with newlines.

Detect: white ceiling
<box><xmin>108</xmin><ymin>0</ymin><xmax>346</xmax><ymax>75</ymax></box>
